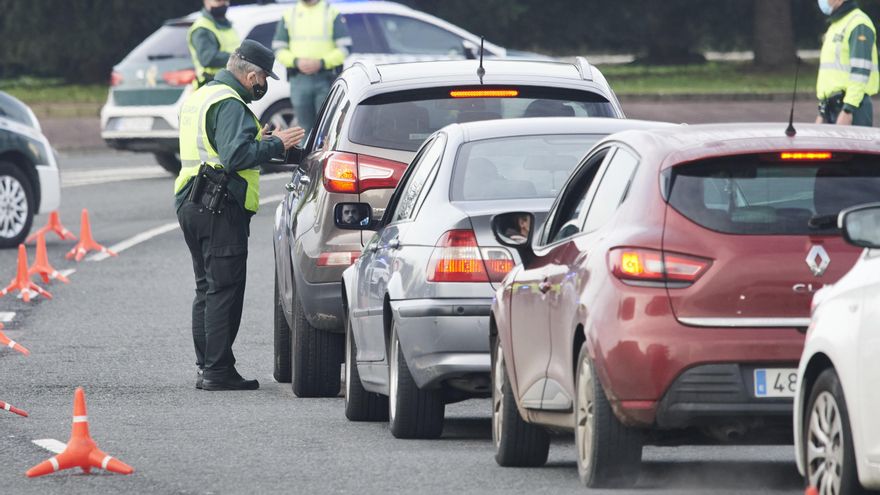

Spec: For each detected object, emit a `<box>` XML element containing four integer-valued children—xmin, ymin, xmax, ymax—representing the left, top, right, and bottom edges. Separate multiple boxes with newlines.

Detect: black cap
<box><xmin>234</xmin><ymin>39</ymin><xmax>279</xmax><ymax>80</ymax></box>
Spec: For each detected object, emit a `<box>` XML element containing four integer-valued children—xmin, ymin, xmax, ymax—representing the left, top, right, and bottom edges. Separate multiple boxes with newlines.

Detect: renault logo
<box><xmin>806</xmin><ymin>245</ymin><xmax>831</xmax><ymax>277</ymax></box>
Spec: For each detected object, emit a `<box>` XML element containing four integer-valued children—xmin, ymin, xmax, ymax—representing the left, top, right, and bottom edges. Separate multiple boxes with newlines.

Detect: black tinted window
<box><xmin>246</xmin><ymin>22</ymin><xmax>277</xmax><ymax>49</ymax></box>
<box><xmin>344</xmin><ymin>14</ymin><xmax>380</xmax><ymax>53</ymax></box>
<box><xmin>668</xmin><ymin>154</ymin><xmax>880</xmax><ymax>235</ymax></box>
<box><xmin>0</xmin><ymin>92</ymin><xmax>36</xmax><ymax>128</ymax></box>
<box><xmin>122</xmin><ymin>24</ymin><xmax>190</xmax><ymax>64</ymax></box>
<box><xmin>374</xmin><ymin>14</ymin><xmax>464</xmax><ymax>56</ymax></box>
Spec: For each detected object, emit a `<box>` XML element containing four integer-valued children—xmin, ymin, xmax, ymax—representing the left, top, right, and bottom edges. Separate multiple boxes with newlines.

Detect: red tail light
<box><xmin>609</xmin><ymin>248</ymin><xmax>711</xmax><ymax>285</ymax></box>
<box><xmin>163</xmin><ymin>69</ymin><xmax>197</xmax><ymax>86</ymax></box>
<box><xmin>427</xmin><ymin>230</ymin><xmax>514</xmax><ymax>283</ymax></box>
<box><xmin>110</xmin><ymin>71</ymin><xmax>123</xmax><ymax>86</ymax></box>
<box><xmin>322</xmin><ymin>152</ymin><xmax>407</xmax><ymax>194</ymax></box>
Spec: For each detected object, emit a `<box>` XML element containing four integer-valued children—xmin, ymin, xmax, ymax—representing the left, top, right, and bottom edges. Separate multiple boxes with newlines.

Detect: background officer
<box><xmin>187</xmin><ymin>0</ymin><xmax>239</xmax><ymax>88</ymax></box>
<box><xmin>175</xmin><ymin>40</ymin><xmax>304</xmax><ymax>391</ymax></box>
<box><xmin>272</xmin><ymin>0</ymin><xmax>352</xmax><ymax>134</ymax></box>
<box><xmin>815</xmin><ymin>0</ymin><xmax>879</xmax><ymax>126</ymax></box>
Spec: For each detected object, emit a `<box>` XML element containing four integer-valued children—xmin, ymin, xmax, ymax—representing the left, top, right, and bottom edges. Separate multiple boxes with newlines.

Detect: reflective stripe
<box><xmin>101</xmin><ymin>455</ymin><xmax>112</xmax><ymax>470</ymax></box>
<box><xmin>7</xmin><ymin>340</ymin><xmax>14</xmax><ymax>349</ymax></box>
<box><xmin>851</xmin><ymin>58</ymin><xmax>877</xmax><ymax>70</ymax></box>
<box><xmin>73</xmin><ymin>415</ymin><xmax>88</xmax><ymax>423</ymax></box>
<box><xmin>851</xmin><ymin>73</ymin><xmax>870</xmax><ymax>83</ymax></box>
<box><xmin>49</xmin><ymin>457</ymin><xmax>59</xmax><ymax>472</ymax></box>
<box><xmin>195</xmin><ymin>87</ymin><xmax>237</xmax><ymax>166</ymax></box>
<box><xmin>3</xmin><ymin>403</ymin><xmax>9</xmax><ymax>411</ymax></box>
<box><xmin>272</xmin><ymin>40</ymin><xmax>288</xmax><ymax>50</ymax></box>
<box><xmin>821</xmin><ymin>62</ymin><xmax>849</xmax><ymax>71</ymax></box>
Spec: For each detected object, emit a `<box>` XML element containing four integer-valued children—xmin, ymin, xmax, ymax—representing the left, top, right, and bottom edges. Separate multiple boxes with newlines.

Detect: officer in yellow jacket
<box><xmin>816</xmin><ymin>0</ymin><xmax>879</xmax><ymax>126</ymax></box>
<box><xmin>272</xmin><ymin>0</ymin><xmax>352</xmax><ymax>134</ymax></box>
<box><xmin>176</xmin><ymin>40</ymin><xmax>305</xmax><ymax>391</ymax></box>
<box><xmin>187</xmin><ymin>0</ymin><xmax>240</xmax><ymax>88</ymax></box>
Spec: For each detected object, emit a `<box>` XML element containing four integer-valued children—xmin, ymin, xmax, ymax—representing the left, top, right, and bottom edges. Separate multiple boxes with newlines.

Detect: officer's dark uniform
<box><xmin>175</xmin><ymin>41</ymin><xmax>285</xmax><ymax>390</ymax></box>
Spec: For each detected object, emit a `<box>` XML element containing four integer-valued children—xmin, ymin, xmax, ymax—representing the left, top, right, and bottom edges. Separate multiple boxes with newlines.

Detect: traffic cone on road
<box><xmin>65</xmin><ymin>209</ymin><xmax>117</xmax><ymax>262</ymax></box>
<box><xmin>26</xmin><ymin>210</ymin><xmax>77</xmax><ymax>244</ymax></box>
<box><xmin>0</xmin><ymin>400</ymin><xmax>28</xmax><ymax>417</ymax></box>
<box><xmin>26</xmin><ymin>387</ymin><xmax>134</xmax><ymax>477</ymax></box>
<box><xmin>29</xmin><ymin>232</ymin><xmax>69</xmax><ymax>284</ymax></box>
<box><xmin>805</xmin><ymin>487</ymin><xmax>819</xmax><ymax>495</ymax></box>
<box><xmin>0</xmin><ymin>244</ymin><xmax>51</xmax><ymax>302</ymax></box>
<box><xmin>0</xmin><ymin>326</ymin><xmax>30</xmax><ymax>356</ymax></box>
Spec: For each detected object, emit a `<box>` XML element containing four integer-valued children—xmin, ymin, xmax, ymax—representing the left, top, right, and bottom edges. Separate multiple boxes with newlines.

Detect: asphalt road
<box><xmin>0</xmin><ymin>149</ymin><xmax>810</xmax><ymax>494</ymax></box>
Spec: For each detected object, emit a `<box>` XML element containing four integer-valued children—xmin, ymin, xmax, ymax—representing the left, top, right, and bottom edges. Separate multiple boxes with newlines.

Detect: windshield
<box><xmin>121</xmin><ymin>24</ymin><xmax>190</xmax><ymax>65</ymax></box>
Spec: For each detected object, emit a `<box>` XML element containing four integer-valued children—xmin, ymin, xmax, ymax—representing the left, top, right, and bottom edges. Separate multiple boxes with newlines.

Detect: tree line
<box><xmin>1</xmin><ymin>0</ymin><xmax>878</xmax><ymax>84</ymax></box>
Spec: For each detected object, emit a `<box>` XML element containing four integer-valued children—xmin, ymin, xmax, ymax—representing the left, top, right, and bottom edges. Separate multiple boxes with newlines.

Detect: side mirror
<box><xmin>334</xmin><ymin>202</ymin><xmax>376</xmax><ymax>230</ymax></box>
<box><xmin>492</xmin><ymin>211</ymin><xmax>535</xmax><ymax>264</ymax></box>
<box><xmin>840</xmin><ymin>203</ymin><xmax>880</xmax><ymax>249</ymax></box>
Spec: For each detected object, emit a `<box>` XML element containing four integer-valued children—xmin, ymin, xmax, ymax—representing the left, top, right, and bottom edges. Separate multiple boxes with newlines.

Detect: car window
<box><xmin>312</xmin><ymin>85</ymin><xmax>345</xmax><ymax>151</ymax></box>
<box><xmin>390</xmin><ymin>134</ymin><xmax>447</xmax><ymax>223</ymax></box>
<box><xmin>121</xmin><ymin>24</ymin><xmax>190</xmax><ymax>64</ymax></box>
<box><xmin>245</xmin><ymin>22</ymin><xmax>277</xmax><ymax>50</ymax></box>
<box><xmin>582</xmin><ymin>148</ymin><xmax>639</xmax><ymax>233</ymax></box>
<box><xmin>344</xmin><ymin>14</ymin><xmax>381</xmax><ymax>53</ymax></box>
<box><xmin>0</xmin><ymin>92</ymin><xmax>36</xmax><ymax>128</ymax></box>
<box><xmin>374</xmin><ymin>14</ymin><xmax>465</xmax><ymax>56</ymax></box>
<box><xmin>543</xmin><ymin>149</ymin><xmax>611</xmax><ymax>245</ymax></box>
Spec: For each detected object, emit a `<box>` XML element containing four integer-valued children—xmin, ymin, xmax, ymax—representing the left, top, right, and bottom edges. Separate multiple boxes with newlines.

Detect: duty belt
<box><xmin>819</xmin><ymin>91</ymin><xmax>845</xmax><ymax>123</ymax></box>
<box><xmin>187</xmin><ymin>163</ymin><xmax>229</xmax><ymax>214</ymax></box>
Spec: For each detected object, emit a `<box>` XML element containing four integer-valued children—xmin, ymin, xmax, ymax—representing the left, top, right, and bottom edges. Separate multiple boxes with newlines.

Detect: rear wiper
<box><xmin>808</xmin><ymin>214</ymin><xmax>837</xmax><ymax>230</ymax></box>
<box><xmin>147</xmin><ymin>54</ymin><xmax>175</xmax><ymax>61</ymax></box>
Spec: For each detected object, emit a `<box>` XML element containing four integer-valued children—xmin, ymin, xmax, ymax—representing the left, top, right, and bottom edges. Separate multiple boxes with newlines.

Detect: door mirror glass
<box><xmin>841</xmin><ymin>203</ymin><xmax>880</xmax><ymax>248</ymax></box>
<box><xmin>492</xmin><ymin>212</ymin><xmax>534</xmax><ymax>247</ymax></box>
<box><xmin>335</xmin><ymin>202</ymin><xmax>374</xmax><ymax>230</ymax></box>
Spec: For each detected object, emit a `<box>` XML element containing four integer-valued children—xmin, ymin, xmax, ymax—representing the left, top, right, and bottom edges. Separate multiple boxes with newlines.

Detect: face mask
<box><xmin>817</xmin><ymin>0</ymin><xmax>834</xmax><ymax>16</ymax></box>
<box><xmin>250</xmin><ymin>75</ymin><xmax>268</xmax><ymax>101</ymax></box>
<box><xmin>209</xmin><ymin>5</ymin><xmax>228</xmax><ymax>18</ymax></box>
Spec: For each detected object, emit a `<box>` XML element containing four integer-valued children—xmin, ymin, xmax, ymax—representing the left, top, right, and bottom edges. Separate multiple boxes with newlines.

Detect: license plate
<box><xmin>754</xmin><ymin>368</ymin><xmax>798</xmax><ymax>398</ymax></box>
<box><xmin>116</xmin><ymin>117</ymin><xmax>153</xmax><ymax>132</ymax></box>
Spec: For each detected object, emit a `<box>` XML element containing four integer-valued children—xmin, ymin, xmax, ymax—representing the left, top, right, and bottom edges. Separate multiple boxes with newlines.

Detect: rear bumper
<box><xmin>391</xmin><ymin>298</ymin><xmax>492</xmax><ymax>391</ymax></box>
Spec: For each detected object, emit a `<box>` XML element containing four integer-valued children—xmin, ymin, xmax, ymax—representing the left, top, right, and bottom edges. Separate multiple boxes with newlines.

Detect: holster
<box><xmin>819</xmin><ymin>92</ymin><xmax>845</xmax><ymax>123</ymax></box>
<box><xmin>187</xmin><ymin>163</ymin><xmax>229</xmax><ymax>214</ymax></box>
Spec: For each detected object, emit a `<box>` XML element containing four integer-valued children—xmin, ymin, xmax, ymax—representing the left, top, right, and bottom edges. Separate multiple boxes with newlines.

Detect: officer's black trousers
<box><xmin>177</xmin><ymin>201</ymin><xmax>250</xmax><ymax>381</ymax></box>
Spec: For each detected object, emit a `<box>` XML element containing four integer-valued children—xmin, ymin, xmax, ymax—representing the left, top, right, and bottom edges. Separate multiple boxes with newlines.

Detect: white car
<box><xmin>99</xmin><ymin>0</ymin><xmax>536</xmax><ymax>174</ymax></box>
<box><xmin>795</xmin><ymin>202</ymin><xmax>880</xmax><ymax>494</ymax></box>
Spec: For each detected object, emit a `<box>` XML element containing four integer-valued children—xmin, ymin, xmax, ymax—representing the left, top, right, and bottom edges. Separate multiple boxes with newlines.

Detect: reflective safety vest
<box><xmin>283</xmin><ymin>2</ymin><xmax>339</xmax><ymax>60</ymax></box>
<box><xmin>817</xmin><ymin>8</ymin><xmax>879</xmax><ymax>104</ymax></box>
<box><xmin>187</xmin><ymin>16</ymin><xmax>241</xmax><ymax>87</ymax></box>
<box><xmin>175</xmin><ymin>85</ymin><xmax>261</xmax><ymax>213</ymax></box>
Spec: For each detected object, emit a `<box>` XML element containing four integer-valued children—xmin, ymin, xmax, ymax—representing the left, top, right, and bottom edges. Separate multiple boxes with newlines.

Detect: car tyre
<box><xmin>154</xmin><ymin>152</ymin><xmax>181</xmax><ymax>175</ymax></box>
<box><xmin>0</xmin><ymin>161</ymin><xmax>35</xmax><ymax>249</ymax></box>
<box><xmin>388</xmin><ymin>322</ymin><xmax>444</xmax><ymax>439</ymax></box>
<box><xmin>344</xmin><ymin>314</ymin><xmax>388</xmax><ymax>421</ymax></box>
<box><xmin>273</xmin><ymin>271</ymin><xmax>292</xmax><ymax>383</ymax></box>
<box><xmin>804</xmin><ymin>368</ymin><xmax>864</xmax><ymax>495</ymax></box>
<box><xmin>492</xmin><ymin>338</ymin><xmax>550</xmax><ymax>467</ymax></box>
<box><xmin>575</xmin><ymin>344</ymin><xmax>642</xmax><ymax>488</ymax></box>
<box><xmin>290</xmin><ymin>284</ymin><xmax>344</xmax><ymax>397</ymax></box>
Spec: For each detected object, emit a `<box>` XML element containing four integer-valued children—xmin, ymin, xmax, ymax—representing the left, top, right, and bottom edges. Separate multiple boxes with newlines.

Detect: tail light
<box><xmin>609</xmin><ymin>248</ymin><xmax>711</xmax><ymax>286</ymax></box>
<box><xmin>163</xmin><ymin>69</ymin><xmax>197</xmax><ymax>86</ymax></box>
<box><xmin>323</xmin><ymin>152</ymin><xmax>407</xmax><ymax>194</ymax></box>
<box><xmin>427</xmin><ymin>230</ymin><xmax>514</xmax><ymax>283</ymax></box>
<box><xmin>110</xmin><ymin>71</ymin><xmax>123</xmax><ymax>86</ymax></box>
<box><xmin>317</xmin><ymin>251</ymin><xmax>361</xmax><ymax>267</ymax></box>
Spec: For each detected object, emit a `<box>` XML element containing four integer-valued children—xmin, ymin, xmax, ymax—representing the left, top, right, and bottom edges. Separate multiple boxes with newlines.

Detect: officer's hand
<box><xmin>275</xmin><ymin>126</ymin><xmax>306</xmax><ymax>150</ymax></box>
<box><xmin>836</xmin><ymin>111</ymin><xmax>854</xmax><ymax>126</ymax></box>
<box><xmin>297</xmin><ymin>58</ymin><xmax>322</xmax><ymax>75</ymax></box>
<box><xmin>261</xmin><ymin>123</ymin><xmax>276</xmax><ymax>139</ymax></box>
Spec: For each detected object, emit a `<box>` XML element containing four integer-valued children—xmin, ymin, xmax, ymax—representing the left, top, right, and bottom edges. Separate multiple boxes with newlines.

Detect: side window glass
<box><xmin>544</xmin><ymin>149</ymin><xmax>611</xmax><ymax>244</ymax></box>
<box><xmin>313</xmin><ymin>86</ymin><xmax>344</xmax><ymax>151</ymax></box>
<box><xmin>375</xmin><ymin>15</ymin><xmax>464</xmax><ymax>56</ymax></box>
<box><xmin>391</xmin><ymin>134</ymin><xmax>447</xmax><ymax>222</ymax></box>
<box><xmin>582</xmin><ymin>149</ymin><xmax>639</xmax><ymax>233</ymax></box>
<box><xmin>343</xmin><ymin>14</ymin><xmax>380</xmax><ymax>53</ymax></box>
<box><xmin>245</xmin><ymin>22</ymin><xmax>277</xmax><ymax>49</ymax></box>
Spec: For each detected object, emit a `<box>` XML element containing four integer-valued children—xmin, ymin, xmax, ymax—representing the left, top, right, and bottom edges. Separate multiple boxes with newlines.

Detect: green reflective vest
<box><xmin>283</xmin><ymin>2</ymin><xmax>342</xmax><ymax>62</ymax></box>
<box><xmin>818</xmin><ymin>8</ymin><xmax>879</xmax><ymax>107</ymax></box>
<box><xmin>187</xmin><ymin>16</ymin><xmax>241</xmax><ymax>87</ymax></box>
<box><xmin>175</xmin><ymin>84</ymin><xmax>261</xmax><ymax>213</ymax></box>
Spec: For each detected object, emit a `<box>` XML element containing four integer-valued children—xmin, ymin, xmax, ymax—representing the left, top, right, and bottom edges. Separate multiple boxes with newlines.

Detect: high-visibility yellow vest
<box><xmin>187</xmin><ymin>16</ymin><xmax>241</xmax><ymax>86</ymax></box>
<box><xmin>175</xmin><ymin>84</ymin><xmax>261</xmax><ymax>213</ymax></box>
<box><xmin>283</xmin><ymin>2</ymin><xmax>339</xmax><ymax>61</ymax></box>
<box><xmin>817</xmin><ymin>8</ymin><xmax>879</xmax><ymax>105</ymax></box>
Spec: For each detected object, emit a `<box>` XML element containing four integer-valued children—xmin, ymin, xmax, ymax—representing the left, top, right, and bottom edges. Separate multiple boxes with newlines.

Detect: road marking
<box><xmin>88</xmin><ymin>193</ymin><xmax>286</xmax><ymax>262</ymax></box>
<box><xmin>58</xmin><ymin>269</ymin><xmax>76</xmax><ymax>279</ymax></box>
<box><xmin>33</xmin><ymin>439</ymin><xmax>66</xmax><ymax>454</ymax></box>
<box><xmin>62</xmin><ymin>167</ymin><xmax>169</xmax><ymax>188</ymax></box>
<box><xmin>0</xmin><ymin>312</ymin><xmax>15</xmax><ymax>322</ymax></box>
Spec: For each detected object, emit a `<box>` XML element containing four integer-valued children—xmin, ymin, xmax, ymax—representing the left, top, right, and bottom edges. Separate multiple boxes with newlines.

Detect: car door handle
<box><xmin>298</xmin><ymin>175</ymin><xmax>311</xmax><ymax>186</ymax></box>
<box><xmin>284</xmin><ymin>181</ymin><xmax>297</xmax><ymax>192</ymax></box>
<box><xmin>539</xmin><ymin>279</ymin><xmax>552</xmax><ymax>294</ymax></box>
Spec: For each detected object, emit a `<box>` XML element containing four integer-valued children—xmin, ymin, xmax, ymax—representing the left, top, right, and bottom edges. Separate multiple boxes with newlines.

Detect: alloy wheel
<box><xmin>807</xmin><ymin>391</ymin><xmax>844</xmax><ymax>495</ymax></box>
<box><xmin>576</xmin><ymin>353</ymin><xmax>596</xmax><ymax>474</ymax></box>
<box><xmin>0</xmin><ymin>175</ymin><xmax>28</xmax><ymax>240</ymax></box>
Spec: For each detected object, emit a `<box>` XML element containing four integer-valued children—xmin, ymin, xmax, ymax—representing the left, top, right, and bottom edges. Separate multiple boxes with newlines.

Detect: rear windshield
<box><xmin>667</xmin><ymin>154</ymin><xmax>880</xmax><ymax>235</ymax></box>
<box><xmin>451</xmin><ymin>134</ymin><xmax>600</xmax><ymax>201</ymax></box>
<box><xmin>122</xmin><ymin>24</ymin><xmax>190</xmax><ymax>65</ymax></box>
<box><xmin>349</xmin><ymin>86</ymin><xmax>615</xmax><ymax>152</ymax></box>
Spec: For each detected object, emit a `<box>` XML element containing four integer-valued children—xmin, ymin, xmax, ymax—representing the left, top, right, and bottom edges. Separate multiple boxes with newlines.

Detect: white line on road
<box><xmin>32</xmin><ymin>439</ymin><xmax>66</xmax><ymax>454</ymax></box>
<box><xmin>62</xmin><ymin>167</ymin><xmax>169</xmax><ymax>188</ymax></box>
<box><xmin>58</xmin><ymin>269</ymin><xmax>76</xmax><ymax>279</ymax></box>
<box><xmin>0</xmin><ymin>312</ymin><xmax>15</xmax><ymax>323</ymax></box>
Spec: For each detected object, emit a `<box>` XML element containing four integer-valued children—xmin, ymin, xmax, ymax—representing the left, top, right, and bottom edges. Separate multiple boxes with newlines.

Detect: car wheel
<box><xmin>153</xmin><ymin>152</ymin><xmax>181</xmax><ymax>175</ymax></box>
<box><xmin>805</xmin><ymin>368</ymin><xmax>863</xmax><ymax>495</ymax></box>
<box><xmin>492</xmin><ymin>338</ymin><xmax>550</xmax><ymax>467</ymax></box>
<box><xmin>260</xmin><ymin>100</ymin><xmax>296</xmax><ymax>130</ymax></box>
<box><xmin>344</xmin><ymin>314</ymin><xmax>388</xmax><ymax>421</ymax></box>
<box><xmin>290</xmin><ymin>284</ymin><xmax>344</xmax><ymax>398</ymax></box>
<box><xmin>273</xmin><ymin>271</ymin><xmax>292</xmax><ymax>383</ymax></box>
<box><xmin>575</xmin><ymin>344</ymin><xmax>642</xmax><ymax>488</ymax></box>
<box><xmin>0</xmin><ymin>161</ymin><xmax>34</xmax><ymax>249</ymax></box>
<box><xmin>388</xmin><ymin>322</ymin><xmax>444</xmax><ymax>439</ymax></box>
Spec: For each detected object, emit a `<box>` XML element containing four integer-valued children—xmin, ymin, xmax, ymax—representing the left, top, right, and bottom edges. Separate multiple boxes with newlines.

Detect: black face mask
<box><xmin>209</xmin><ymin>5</ymin><xmax>228</xmax><ymax>19</ymax></box>
<box><xmin>251</xmin><ymin>77</ymin><xmax>268</xmax><ymax>101</ymax></box>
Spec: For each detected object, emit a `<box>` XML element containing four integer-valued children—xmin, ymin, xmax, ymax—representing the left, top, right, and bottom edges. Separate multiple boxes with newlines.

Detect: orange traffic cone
<box><xmin>29</xmin><ymin>232</ymin><xmax>69</xmax><ymax>284</ymax></box>
<box><xmin>0</xmin><ymin>400</ymin><xmax>28</xmax><ymax>417</ymax></box>
<box><xmin>805</xmin><ymin>488</ymin><xmax>819</xmax><ymax>495</ymax></box>
<box><xmin>65</xmin><ymin>209</ymin><xmax>116</xmax><ymax>262</ymax></box>
<box><xmin>26</xmin><ymin>387</ymin><xmax>134</xmax><ymax>477</ymax></box>
<box><xmin>0</xmin><ymin>327</ymin><xmax>30</xmax><ymax>356</ymax></box>
<box><xmin>0</xmin><ymin>244</ymin><xmax>51</xmax><ymax>302</ymax></box>
<box><xmin>26</xmin><ymin>211</ymin><xmax>77</xmax><ymax>244</ymax></box>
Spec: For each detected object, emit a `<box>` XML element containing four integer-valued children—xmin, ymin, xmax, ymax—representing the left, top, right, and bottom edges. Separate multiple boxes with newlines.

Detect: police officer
<box><xmin>175</xmin><ymin>40</ymin><xmax>305</xmax><ymax>391</ymax></box>
<box><xmin>272</xmin><ymin>0</ymin><xmax>352</xmax><ymax>134</ymax></box>
<box><xmin>187</xmin><ymin>0</ymin><xmax>240</xmax><ymax>88</ymax></box>
<box><xmin>815</xmin><ymin>0</ymin><xmax>879</xmax><ymax>126</ymax></box>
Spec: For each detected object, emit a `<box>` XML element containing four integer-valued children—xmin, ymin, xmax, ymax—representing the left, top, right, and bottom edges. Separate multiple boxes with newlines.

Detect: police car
<box><xmin>100</xmin><ymin>0</ymin><xmax>540</xmax><ymax>174</ymax></box>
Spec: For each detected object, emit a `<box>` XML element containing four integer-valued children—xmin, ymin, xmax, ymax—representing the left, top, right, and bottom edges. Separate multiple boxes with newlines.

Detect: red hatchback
<box><xmin>489</xmin><ymin>123</ymin><xmax>880</xmax><ymax>488</ymax></box>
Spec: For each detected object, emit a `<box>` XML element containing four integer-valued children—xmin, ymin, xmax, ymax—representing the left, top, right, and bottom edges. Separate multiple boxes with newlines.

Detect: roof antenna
<box><xmin>477</xmin><ymin>37</ymin><xmax>485</xmax><ymax>84</ymax></box>
<box><xmin>785</xmin><ymin>59</ymin><xmax>801</xmax><ymax>137</ymax></box>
